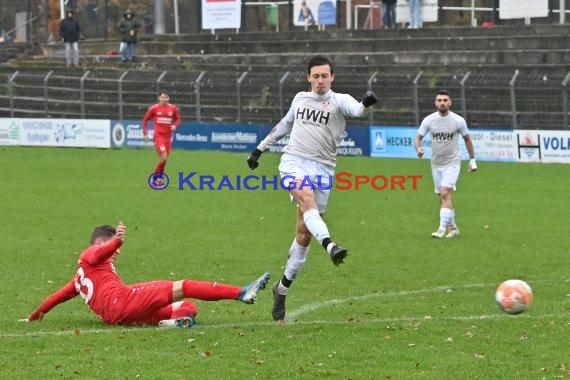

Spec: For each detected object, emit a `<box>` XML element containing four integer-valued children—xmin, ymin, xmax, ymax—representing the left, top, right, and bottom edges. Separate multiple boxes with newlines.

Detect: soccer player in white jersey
<box><xmin>415</xmin><ymin>90</ymin><xmax>477</xmax><ymax>239</ymax></box>
<box><xmin>246</xmin><ymin>55</ymin><xmax>378</xmax><ymax>322</ymax></box>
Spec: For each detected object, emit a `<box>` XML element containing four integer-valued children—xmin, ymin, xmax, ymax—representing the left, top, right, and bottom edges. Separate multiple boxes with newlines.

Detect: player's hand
<box><xmin>116</xmin><ymin>222</ymin><xmax>126</xmax><ymax>241</ymax></box>
<box><xmin>417</xmin><ymin>147</ymin><xmax>425</xmax><ymax>159</ymax></box>
<box><xmin>362</xmin><ymin>90</ymin><xmax>379</xmax><ymax>108</ymax></box>
<box><xmin>143</xmin><ymin>133</ymin><xmax>148</xmax><ymax>142</ymax></box>
<box><xmin>247</xmin><ymin>149</ymin><xmax>262</xmax><ymax>170</ymax></box>
<box><xmin>468</xmin><ymin>158</ymin><xmax>478</xmax><ymax>172</ymax></box>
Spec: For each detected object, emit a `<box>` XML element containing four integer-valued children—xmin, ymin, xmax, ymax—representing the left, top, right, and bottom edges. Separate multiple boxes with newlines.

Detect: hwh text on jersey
<box><xmin>432</xmin><ymin>132</ymin><xmax>454</xmax><ymax>141</ymax></box>
<box><xmin>297</xmin><ymin>108</ymin><xmax>330</xmax><ymax>124</ymax></box>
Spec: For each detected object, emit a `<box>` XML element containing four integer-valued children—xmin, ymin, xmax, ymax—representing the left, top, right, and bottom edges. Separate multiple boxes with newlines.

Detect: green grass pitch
<box><xmin>1</xmin><ymin>146</ymin><xmax>569</xmax><ymax>379</ymax></box>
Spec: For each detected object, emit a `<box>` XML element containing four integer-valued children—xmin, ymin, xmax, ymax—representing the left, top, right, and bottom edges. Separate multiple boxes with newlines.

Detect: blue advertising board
<box><xmin>369</xmin><ymin>126</ymin><xmax>516</xmax><ymax>162</ymax></box>
<box><xmin>370</xmin><ymin>126</ymin><xmax>431</xmax><ymax>159</ymax></box>
<box><xmin>112</xmin><ymin>121</ymin><xmax>370</xmax><ymax>157</ymax></box>
<box><xmin>111</xmin><ymin>120</ymin><xmax>154</xmax><ymax>149</ymax></box>
<box><xmin>173</xmin><ymin>123</ymin><xmax>265</xmax><ymax>152</ymax></box>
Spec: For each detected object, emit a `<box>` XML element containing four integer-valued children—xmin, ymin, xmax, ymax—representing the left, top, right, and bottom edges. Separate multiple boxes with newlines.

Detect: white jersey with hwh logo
<box><xmin>257</xmin><ymin>90</ymin><xmax>368</xmax><ymax>167</ymax></box>
<box><xmin>417</xmin><ymin>111</ymin><xmax>470</xmax><ymax>167</ymax></box>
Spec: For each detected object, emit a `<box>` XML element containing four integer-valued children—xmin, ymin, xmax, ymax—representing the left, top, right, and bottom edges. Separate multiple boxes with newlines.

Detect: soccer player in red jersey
<box><xmin>142</xmin><ymin>91</ymin><xmax>181</xmax><ymax>185</ymax></box>
<box><xmin>23</xmin><ymin>222</ymin><xmax>270</xmax><ymax>328</ymax></box>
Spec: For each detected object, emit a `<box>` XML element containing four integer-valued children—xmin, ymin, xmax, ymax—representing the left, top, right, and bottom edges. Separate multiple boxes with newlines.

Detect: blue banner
<box><xmin>111</xmin><ymin>120</ymin><xmax>154</xmax><ymax>149</ymax></box>
<box><xmin>112</xmin><ymin>121</ymin><xmax>370</xmax><ymax>157</ymax></box>
<box><xmin>369</xmin><ymin>126</ymin><xmax>516</xmax><ymax>162</ymax></box>
<box><xmin>370</xmin><ymin>126</ymin><xmax>431</xmax><ymax>159</ymax></box>
<box><xmin>173</xmin><ymin>123</ymin><xmax>265</xmax><ymax>152</ymax></box>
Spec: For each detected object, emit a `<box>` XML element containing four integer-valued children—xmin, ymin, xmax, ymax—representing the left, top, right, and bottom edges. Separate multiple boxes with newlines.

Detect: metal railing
<box><xmin>0</xmin><ymin>67</ymin><xmax>568</xmax><ymax>130</ymax></box>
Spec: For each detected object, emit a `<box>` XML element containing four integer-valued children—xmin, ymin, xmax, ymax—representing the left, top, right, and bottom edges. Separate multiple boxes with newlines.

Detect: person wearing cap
<box><xmin>117</xmin><ymin>9</ymin><xmax>140</xmax><ymax>62</ymax></box>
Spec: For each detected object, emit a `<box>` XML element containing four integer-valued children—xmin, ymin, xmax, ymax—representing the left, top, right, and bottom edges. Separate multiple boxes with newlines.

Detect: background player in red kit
<box><xmin>142</xmin><ymin>91</ymin><xmax>181</xmax><ymax>184</ymax></box>
<box><xmin>23</xmin><ymin>222</ymin><xmax>270</xmax><ymax>328</ymax></box>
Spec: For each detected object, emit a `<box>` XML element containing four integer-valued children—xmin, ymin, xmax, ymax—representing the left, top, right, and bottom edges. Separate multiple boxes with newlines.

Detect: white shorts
<box><xmin>432</xmin><ymin>164</ymin><xmax>460</xmax><ymax>193</ymax></box>
<box><xmin>278</xmin><ymin>153</ymin><xmax>334</xmax><ymax>213</ymax></box>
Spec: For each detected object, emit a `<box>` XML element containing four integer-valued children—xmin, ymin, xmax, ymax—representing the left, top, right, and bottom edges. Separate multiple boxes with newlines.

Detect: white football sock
<box><xmin>303</xmin><ymin>208</ymin><xmax>330</xmax><ymax>243</ymax></box>
<box><xmin>277</xmin><ymin>282</ymin><xmax>289</xmax><ymax>295</ymax></box>
<box><xmin>449</xmin><ymin>209</ymin><xmax>457</xmax><ymax>229</ymax></box>
<box><xmin>439</xmin><ymin>208</ymin><xmax>453</xmax><ymax>229</ymax></box>
<box><xmin>284</xmin><ymin>239</ymin><xmax>310</xmax><ymax>282</ymax></box>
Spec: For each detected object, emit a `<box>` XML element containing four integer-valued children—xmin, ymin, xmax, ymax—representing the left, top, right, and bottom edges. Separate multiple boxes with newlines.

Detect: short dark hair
<box><xmin>90</xmin><ymin>225</ymin><xmax>116</xmax><ymax>245</ymax></box>
<box><xmin>158</xmin><ymin>90</ymin><xmax>169</xmax><ymax>97</ymax></box>
<box><xmin>436</xmin><ymin>89</ymin><xmax>451</xmax><ymax>98</ymax></box>
<box><xmin>307</xmin><ymin>56</ymin><xmax>334</xmax><ymax>75</ymax></box>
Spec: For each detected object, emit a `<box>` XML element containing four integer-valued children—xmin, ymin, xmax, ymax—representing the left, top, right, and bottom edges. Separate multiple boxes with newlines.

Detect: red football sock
<box><xmin>154</xmin><ymin>162</ymin><xmax>165</xmax><ymax>175</ymax></box>
<box><xmin>182</xmin><ymin>280</ymin><xmax>241</xmax><ymax>301</ymax></box>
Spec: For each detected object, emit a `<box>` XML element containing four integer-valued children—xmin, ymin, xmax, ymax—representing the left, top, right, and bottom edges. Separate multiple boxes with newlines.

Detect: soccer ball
<box><xmin>495</xmin><ymin>279</ymin><xmax>533</xmax><ymax>314</ymax></box>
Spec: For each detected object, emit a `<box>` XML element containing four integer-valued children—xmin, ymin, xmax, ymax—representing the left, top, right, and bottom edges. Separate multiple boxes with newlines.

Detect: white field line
<box><xmin>287</xmin><ymin>283</ymin><xmax>488</xmax><ymax>320</ymax></box>
<box><xmin>2</xmin><ymin>282</ymin><xmax>564</xmax><ymax>339</ymax></box>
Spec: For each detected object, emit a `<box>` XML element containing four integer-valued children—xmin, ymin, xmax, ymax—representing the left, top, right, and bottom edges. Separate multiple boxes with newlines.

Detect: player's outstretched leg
<box><xmin>158</xmin><ymin>317</ymin><xmax>195</xmax><ymax>328</ymax></box>
<box><xmin>239</xmin><ymin>272</ymin><xmax>270</xmax><ymax>304</ymax></box>
<box><xmin>272</xmin><ymin>282</ymin><xmax>287</xmax><ymax>322</ymax></box>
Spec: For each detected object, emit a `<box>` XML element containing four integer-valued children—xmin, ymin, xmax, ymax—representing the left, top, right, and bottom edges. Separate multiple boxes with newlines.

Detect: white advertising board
<box><xmin>19</xmin><ymin>118</ymin><xmax>111</xmax><ymax>148</ymax></box>
<box><xmin>202</xmin><ymin>0</ymin><xmax>242</xmax><ymax>30</ymax></box>
<box><xmin>499</xmin><ymin>0</ymin><xmax>548</xmax><ymax>20</ymax></box>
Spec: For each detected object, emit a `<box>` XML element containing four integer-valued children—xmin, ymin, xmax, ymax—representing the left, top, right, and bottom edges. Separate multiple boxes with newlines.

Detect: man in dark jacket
<box><xmin>59</xmin><ymin>8</ymin><xmax>80</xmax><ymax>67</ymax></box>
<box><xmin>381</xmin><ymin>0</ymin><xmax>397</xmax><ymax>29</ymax></box>
<box><xmin>117</xmin><ymin>9</ymin><xmax>140</xmax><ymax>62</ymax></box>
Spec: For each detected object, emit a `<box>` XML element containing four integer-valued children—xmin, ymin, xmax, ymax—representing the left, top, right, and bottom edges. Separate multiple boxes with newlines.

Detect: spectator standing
<box><xmin>408</xmin><ymin>0</ymin><xmax>423</xmax><ymax>29</ymax></box>
<box><xmin>118</xmin><ymin>9</ymin><xmax>140</xmax><ymax>62</ymax></box>
<box><xmin>59</xmin><ymin>8</ymin><xmax>80</xmax><ymax>68</ymax></box>
<box><xmin>381</xmin><ymin>0</ymin><xmax>397</xmax><ymax>29</ymax></box>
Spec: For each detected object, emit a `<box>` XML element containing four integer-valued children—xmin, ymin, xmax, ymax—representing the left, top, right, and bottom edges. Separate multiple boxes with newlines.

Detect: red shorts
<box><xmin>105</xmin><ymin>281</ymin><xmax>173</xmax><ymax>325</ymax></box>
<box><xmin>154</xmin><ymin>134</ymin><xmax>172</xmax><ymax>155</ymax></box>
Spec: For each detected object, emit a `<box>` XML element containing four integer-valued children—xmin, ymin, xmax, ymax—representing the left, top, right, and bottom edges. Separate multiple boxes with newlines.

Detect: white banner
<box><xmin>0</xmin><ymin>118</ymin><xmax>21</xmax><ymax>145</ymax></box>
<box><xmin>293</xmin><ymin>0</ymin><xmax>337</xmax><ymax>26</ymax></box>
<box><xmin>516</xmin><ymin>130</ymin><xmax>570</xmax><ymax>164</ymax></box>
<box><xmin>202</xmin><ymin>0</ymin><xmax>241</xmax><ymax>30</ymax></box>
<box><xmin>499</xmin><ymin>0</ymin><xmax>548</xmax><ymax>20</ymax></box>
<box><xmin>468</xmin><ymin>129</ymin><xmax>517</xmax><ymax>162</ymax></box>
<box><xmin>19</xmin><ymin>118</ymin><xmax>111</xmax><ymax>148</ymax></box>
<box><xmin>397</xmin><ymin>0</ymin><xmax>439</xmax><ymax>24</ymax></box>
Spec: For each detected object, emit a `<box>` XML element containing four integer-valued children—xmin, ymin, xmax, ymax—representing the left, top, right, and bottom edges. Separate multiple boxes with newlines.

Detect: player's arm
<box><xmin>26</xmin><ymin>280</ymin><xmax>78</xmax><ymax>321</ymax></box>
<box><xmin>464</xmin><ymin>134</ymin><xmax>477</xmax><ymax>171</ymax></box>
<box><xmin>415</xmin><ymin>116</ymin><xmax>431</xmax><ymax>158</ymax></box>
<box><xmin>171</xmin><ymin>105</ymin><xmax>181</xmax><ymax>131</ymax></box>
<box><xmin>142</xmin><ymin>106</ymin><xmax>155</xmax><ymax>138</ymax></box>
<box><xmin>459</xmin><ymin>118</ymin><xmax>477</xmax><ymax>172</ymax></box>
<box><xmin>247</xmin><ymin>107</ymin><xmax>295</xmax><ymax>170</ymax></box>
<box><xmin>340</xmin><ymin>91</ymin><xmax>378</xmax><ymax>117</ymax></box>
<box><xmin>82</xmin><ymin>238</ymin><xmax>122</xmax><ymax>265</ymax></box>
<box><xmin>415</xmin><ymin>133</ymin><xmax>425</xmax><ymax>158</ymax></box>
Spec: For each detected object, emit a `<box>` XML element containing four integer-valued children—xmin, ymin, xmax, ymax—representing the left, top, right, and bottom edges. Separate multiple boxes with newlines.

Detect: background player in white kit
<box><xmin>415</xmin><ymin>90</ymin><xmax>477</xmax><ymax>239</ymax></box>
<box><xmin>246</xmin><ymin>55</ymin><xmax>378</xmax><ymax>322</ymax></box>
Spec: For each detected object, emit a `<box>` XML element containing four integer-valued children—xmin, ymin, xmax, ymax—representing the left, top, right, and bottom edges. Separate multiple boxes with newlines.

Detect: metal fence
<box><xmin>0</xmin><ymin>67</ymin><xmax>569</xmax><ymax>129</ymax></box>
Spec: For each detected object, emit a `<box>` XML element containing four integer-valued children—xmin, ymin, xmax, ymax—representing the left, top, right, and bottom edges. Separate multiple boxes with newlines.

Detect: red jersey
<box><xmin>29</xmin><ymin>238</ymin><xmax>129</xmax><ymax>324</ymax></box>
<box><xmin>142</xmin><ymin>103</ymin><xmax>181</xmax><ymax>136</ymax></box>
